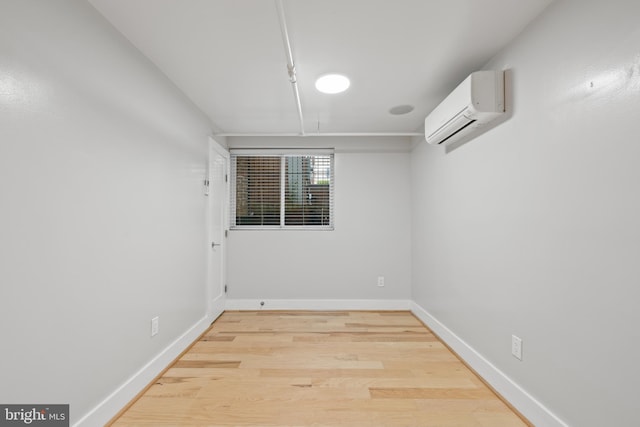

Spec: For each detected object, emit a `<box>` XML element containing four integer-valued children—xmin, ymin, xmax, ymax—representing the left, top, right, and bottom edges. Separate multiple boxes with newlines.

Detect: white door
<box><xmin>207</xmin><ymin>138</ymin><xmax>229</xmax><ymax>320</ymax></box>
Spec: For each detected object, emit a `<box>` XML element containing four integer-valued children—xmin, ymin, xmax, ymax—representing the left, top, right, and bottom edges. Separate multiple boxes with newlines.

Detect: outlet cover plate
<box><xmin>151</xmin><ymin>317</ymin><xmax>159</xmax><ymax>337</ymax></box>
<box><xmin>511</xmin><ymin>335</ymin><xmax>522</xmax><ymax>360</ymax></box>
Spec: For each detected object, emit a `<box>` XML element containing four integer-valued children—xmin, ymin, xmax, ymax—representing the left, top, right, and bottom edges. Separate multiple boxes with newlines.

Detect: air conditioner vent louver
<box><xmin>435</xmin><ymin>119</ymin><xmax>476</xmax><ymax>145</ymax></box>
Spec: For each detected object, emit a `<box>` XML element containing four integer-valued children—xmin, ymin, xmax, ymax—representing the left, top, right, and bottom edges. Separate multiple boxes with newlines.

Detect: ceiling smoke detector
<box><xmin>315</xmin><ymin>74</ymin><xmax>350</xmax><ymax>94</ymax></box>
<box><xmin>389</xmin><ymin>104</ymin><xmax>415</xmax><ymax>115</ymax></box>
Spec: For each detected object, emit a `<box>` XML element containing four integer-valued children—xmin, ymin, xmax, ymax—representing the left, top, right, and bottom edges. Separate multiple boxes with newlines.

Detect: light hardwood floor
<box><xmin>111</xmin><ymin>311</ymin><xmax>529</xmax><ymax>426</ymax></box>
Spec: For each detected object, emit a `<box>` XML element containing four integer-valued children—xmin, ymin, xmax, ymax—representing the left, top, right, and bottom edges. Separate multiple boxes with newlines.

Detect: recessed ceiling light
<box><xmin>315</xmin><ymin>74</ymin><xmax>350</xmax><ymax>94</ymax></box>
<box><xmin>389</xmin><ymin>104</ymin><xmax>415</xmax><ymax>115</ymax></box>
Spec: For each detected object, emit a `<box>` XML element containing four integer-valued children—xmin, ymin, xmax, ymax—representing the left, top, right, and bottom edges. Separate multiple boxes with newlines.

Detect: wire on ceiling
<box><xmin>275</xmin><ymin>0</ymin><xmax>305</xmax><ymax>136</ymax></box>
<box><xmin>214</xmin><ymin>0</ymin><xmax>424</xmax><ymax>138</ymax></box>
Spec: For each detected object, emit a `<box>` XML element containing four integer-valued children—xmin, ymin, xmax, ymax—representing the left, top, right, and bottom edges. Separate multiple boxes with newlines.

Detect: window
<box><xmin>231</xmin><ymin>150</ymin><xmax>334</xmax><ymax>229</ymax></box>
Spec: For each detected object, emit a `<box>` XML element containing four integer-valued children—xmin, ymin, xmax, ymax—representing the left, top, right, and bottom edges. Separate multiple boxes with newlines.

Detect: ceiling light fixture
<box><xmin>315</xmin><ymin>74</ymin><xmax>350</xmax><ymax>94</ymax></box>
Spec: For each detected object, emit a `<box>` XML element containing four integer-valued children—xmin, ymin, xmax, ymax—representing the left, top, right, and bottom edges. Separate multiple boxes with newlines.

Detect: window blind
<box><xmin>230</xmin><ymin>150</ymin><xmax>334</xmax><ymax>229</ymax></box>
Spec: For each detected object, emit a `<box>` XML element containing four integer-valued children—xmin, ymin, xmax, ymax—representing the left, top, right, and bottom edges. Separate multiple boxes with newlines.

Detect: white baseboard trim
<box><xmin>73</xmin><ymin>313</ymin><xmax>217</xmax><ymax>427</ymax></box>
<box><xmin>208</xmin><ymin>292</ymin><xmax>226</xmax><ymax>323</ymax></box>
<box><xmin>225</xmin><ymin>298</ymin><xmax>411</xmax><ymax>311</ymax></box>
<box><xmin>410</xmin><ymin>302</ymin><xmax>568</xmax><ymax>427</ymax></box>
<box><xmin>75</xmin><ymin>299</ymin><xmax>566</xmax><ymax>427</ymax></box>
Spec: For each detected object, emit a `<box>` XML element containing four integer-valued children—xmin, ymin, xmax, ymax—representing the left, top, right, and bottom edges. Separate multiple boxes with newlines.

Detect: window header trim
<box><xmin>230</xmin><ymin>148</ymin><xmax>334</xmax><ymax>156</ymax></box>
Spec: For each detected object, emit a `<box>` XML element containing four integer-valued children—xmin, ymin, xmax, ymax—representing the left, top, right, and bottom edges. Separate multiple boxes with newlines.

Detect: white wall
<box><xmin>0</xmin><ymin>0</ymin><xmax>212</xmax><ymax>424</ymax></box>
<box><xmin>411</xmin><ymin>1</ymin><xmax>640</xmax><ymax>426</ymax></box>
<box><xmin>227</xmin><ymin>136</ymin><xmax>412</xmax><ymax>307</ymax></box>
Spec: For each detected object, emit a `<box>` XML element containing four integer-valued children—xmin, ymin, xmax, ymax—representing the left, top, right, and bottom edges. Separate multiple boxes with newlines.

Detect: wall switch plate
<box><xmin>151</xmin><ymin>316</ymin><xmax>159</xmax><ymax>337</ymax></box>
<box><xmin>512</xmin><ymin>335</ymin><xmax>522</xmax><ymax>360</ymax></box>
<box><xmin>377</xmin><ymin>276</ymin><xmax>385</xmax><ymax>287</ymax></box>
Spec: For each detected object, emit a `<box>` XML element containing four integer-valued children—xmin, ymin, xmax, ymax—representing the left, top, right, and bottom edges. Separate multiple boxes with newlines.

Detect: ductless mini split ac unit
<box><xmin>424</xmin><ymin>70</ymin><xmax>505</xmax><ymax>145</ymax></box>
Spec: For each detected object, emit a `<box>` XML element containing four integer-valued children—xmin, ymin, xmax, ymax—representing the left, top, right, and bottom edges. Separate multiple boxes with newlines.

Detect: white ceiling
<box><xmin>88</xmin><ymin>0</ymin><xmax>554</xmax><ymax>136</ymax></box>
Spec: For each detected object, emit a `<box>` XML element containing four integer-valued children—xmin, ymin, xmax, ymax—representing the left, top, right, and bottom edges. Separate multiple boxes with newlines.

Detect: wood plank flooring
<box><xmin>111</xmin><ymin>311</ymin><xmax>529</xmax><ymax>426</ymax></box>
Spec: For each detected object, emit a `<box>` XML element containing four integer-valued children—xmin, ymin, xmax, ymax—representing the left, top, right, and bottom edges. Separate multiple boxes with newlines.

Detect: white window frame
<box><xmin>230</xmin><ymin>149</ymin><xmax>335</xmax><ymax>230</ymax></box>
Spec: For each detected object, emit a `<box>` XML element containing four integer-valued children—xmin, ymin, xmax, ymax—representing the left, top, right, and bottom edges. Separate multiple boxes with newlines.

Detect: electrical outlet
<box><xmin>151</xmin><ymin>317</ymin><xmax>159</xmax><ymax>337</ymax></box>
<box><xmin>511</xmin><ymin>335</ymin><xmax>522</xmax><ymax>360</ymax></box>
<box><xmin>377</xmin><ymin>276</ymin><xmax>385</xmax><ymax>287</ymax></box>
